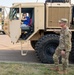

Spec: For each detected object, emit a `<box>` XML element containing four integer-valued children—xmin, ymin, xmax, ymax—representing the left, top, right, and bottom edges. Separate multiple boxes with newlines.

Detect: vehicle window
<box><xmin>9</xmin><ymin>8</ymin><xmax>19</xmax><ymax>20</ymax></box>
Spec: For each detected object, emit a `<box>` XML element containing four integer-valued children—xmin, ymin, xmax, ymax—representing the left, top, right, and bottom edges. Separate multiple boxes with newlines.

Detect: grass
<box><xmin>0</xmin><ymin>62</ymin><xmax>73</xmax><ymax>75</ymax></box>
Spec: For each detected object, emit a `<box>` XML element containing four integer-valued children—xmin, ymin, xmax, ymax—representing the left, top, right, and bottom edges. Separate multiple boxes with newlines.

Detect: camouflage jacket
<box><xmin>59</xmin><ymin>27</ymin><xmax>72</xmax><ymax>52</ymax></box>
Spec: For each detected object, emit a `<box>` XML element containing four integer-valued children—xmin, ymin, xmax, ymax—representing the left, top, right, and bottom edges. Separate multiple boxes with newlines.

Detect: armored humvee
<box><xmin>3</xmin><ymin>0</ymin><xmax>74</xmax><ymax>63</ymax></box>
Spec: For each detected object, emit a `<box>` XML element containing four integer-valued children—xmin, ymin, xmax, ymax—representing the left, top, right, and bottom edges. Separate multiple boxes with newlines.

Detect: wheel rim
<box><xmin>43</xmin><ymin>41</ymin><xmax>58</xmax><ymax>58</ymax></box>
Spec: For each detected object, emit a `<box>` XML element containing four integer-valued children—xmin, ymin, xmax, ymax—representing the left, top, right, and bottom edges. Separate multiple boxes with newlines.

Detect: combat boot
<box><xmin>50</xmin><ymin>66</ymin><xmax>60</xmax><ymax>71</ymax></box>
<box><xmin>63</xmin><ymin>70</ymin><xmax>68</xmax><ymax>74</ymax></box>
<box><xmin>58</xmin><ymin>70</ymin><xmax>68</xmax><ymax>74</ymax></box>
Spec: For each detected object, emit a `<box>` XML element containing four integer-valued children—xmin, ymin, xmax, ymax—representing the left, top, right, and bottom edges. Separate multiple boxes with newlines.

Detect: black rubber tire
<box><xmin>2</xmin><ymin>31</ymin><xmax>5</xmax><ymax>34</ymax></box>
<box><xmin>30</xmin><ymin>41</ymin><xmax>37</xmax><ymax>49</ymax></box>
<box><xmin>69</xmin><ymin>39</ymin><xmax>74</xmax><ymax>63</ymax></box>
<box><xmin>35</xmin><ymin>34</ymin><xmax>59</xmax><ymax>64</ymax></box>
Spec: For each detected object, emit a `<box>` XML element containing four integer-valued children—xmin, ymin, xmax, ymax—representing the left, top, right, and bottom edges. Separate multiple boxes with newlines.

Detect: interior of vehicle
<box><xmin>71</xmin><ymin>6</ymin><xmax>74</xmax><ymax>25</ymax></box>
<box><xmin>9</xmin><ymin>8</ymin><xmax>34</xmax><ymax>40</ymax></box>
<box><xmin>21</xmin><ymin>8</ymin><xmax>34</xmax><ymax>40</ymax></box>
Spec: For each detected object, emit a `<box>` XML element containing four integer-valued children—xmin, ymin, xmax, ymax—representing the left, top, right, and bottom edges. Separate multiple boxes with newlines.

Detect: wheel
<box><xmin>30</xmin><ymin>41</ymin><xmax>37</xmax><ymax>49</ymax></box>
<box><xmin>2</xmin><ymin>31</ymin><xmax>5</xmax><ymax>34</ymax></box>
<box><xmin>0</xmin><ymin>31</ymin><xmax>5</xmax><ymax>35</ymax></box>
<box><xmin>35</xmin><ymin>34</ymin><xmax>59</xmax><ymax>64</ymax></box>
<box><xmin>69</xmin><ymin>39</ymin><xmax>74</xmax><ymax>63</ymax></box>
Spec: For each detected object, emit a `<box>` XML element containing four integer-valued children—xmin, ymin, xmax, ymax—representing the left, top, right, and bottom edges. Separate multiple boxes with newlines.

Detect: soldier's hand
<box><xmin>61</xmin><ymin>50</ymin><xmax>66</xmax><ymax>56</ymax></box>
<box><xmin>53</xmin><ymin>29</ymin><xmax>60</xmax><ymax>34</ymax></box>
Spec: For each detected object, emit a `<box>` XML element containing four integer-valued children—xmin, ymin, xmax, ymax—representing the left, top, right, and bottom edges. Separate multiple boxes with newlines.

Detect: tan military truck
<box><xmin>3</xmin><ymin>1</ymin><xmax>74</xmax><ymax>63</ymax></box>
<box><xmin>0</xmin><ymin>6</ymin><xmax>5</xmax><ymax>34</ymax></box>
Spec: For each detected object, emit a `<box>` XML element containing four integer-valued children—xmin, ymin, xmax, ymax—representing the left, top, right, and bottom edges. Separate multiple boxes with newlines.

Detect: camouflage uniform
<box><xmin>53</xmin><ymin>27</ymin><xmax>72</xmax><ymax>71</ymax></box>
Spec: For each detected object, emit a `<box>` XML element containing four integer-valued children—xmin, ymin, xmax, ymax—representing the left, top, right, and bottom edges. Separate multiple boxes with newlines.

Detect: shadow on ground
<box><xmin>0</xmin><ymin>50</ymin><xmax>40</xmax><ymax>63</ymax></box>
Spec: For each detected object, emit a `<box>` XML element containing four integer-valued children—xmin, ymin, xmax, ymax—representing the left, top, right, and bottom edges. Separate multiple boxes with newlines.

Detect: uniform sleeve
<box><xmin>65</xmin><ymin>30</ymin><xmax>72</xmax><ymax>52</ymax></box>
<box><xmin>54</xmin><ymin>30</ymin><xmax>60</xmax><ymax>34</ymax></box>
<box><xmin>54</xmin><ymin>31</ymin><xmax>60</xmax><ymax>34</ymax></box>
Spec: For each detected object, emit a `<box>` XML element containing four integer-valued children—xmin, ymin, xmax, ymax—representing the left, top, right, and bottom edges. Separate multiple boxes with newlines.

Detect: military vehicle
<box><xmin>0</xmin><ymin>6</ymin><xmax>5</xmax><ymax>34</ymax></box>
<box><xmin>3</xmin><ymin>0</ymin><xmax>74</xmax><ymax>63</ymax></box>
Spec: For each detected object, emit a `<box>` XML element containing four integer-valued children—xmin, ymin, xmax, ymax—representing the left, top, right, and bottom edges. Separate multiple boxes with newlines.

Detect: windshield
<box><xmin>9</xmin><ymin>8</ymin><xmax>19</xmax><ymax>20</ymax></box>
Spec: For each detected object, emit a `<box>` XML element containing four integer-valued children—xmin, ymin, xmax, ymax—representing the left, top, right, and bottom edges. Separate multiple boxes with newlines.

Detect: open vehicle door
<box><xmin>9</xmin><ymin>4</ymin><xmax>21</xmax><ymax>43</ymax></box>
<box><xmin>0</xmin><ymin>6</ymin><xmax>6</xmax><ymax>34</ymax></box>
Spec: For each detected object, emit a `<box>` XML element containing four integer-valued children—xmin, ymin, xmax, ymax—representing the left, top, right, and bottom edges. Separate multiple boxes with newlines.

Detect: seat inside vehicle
<box><xmin>21</xmin><ymin>8</ymin><xmax>34</xmax><ymax>32</ymax></box>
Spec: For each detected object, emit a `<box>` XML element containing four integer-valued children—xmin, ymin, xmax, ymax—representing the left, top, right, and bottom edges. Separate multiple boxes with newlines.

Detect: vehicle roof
<box><xmin>12</xmin><ymin>3</ymin><xmax>44</xmax><ymax>7</ymax></box>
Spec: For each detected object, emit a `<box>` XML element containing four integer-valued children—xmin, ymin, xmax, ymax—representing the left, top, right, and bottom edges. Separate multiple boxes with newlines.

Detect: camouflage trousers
<box><xmin>53</xmin><ymin>46</ymin><xmax>70</xmax><ymax>70</ymax></box>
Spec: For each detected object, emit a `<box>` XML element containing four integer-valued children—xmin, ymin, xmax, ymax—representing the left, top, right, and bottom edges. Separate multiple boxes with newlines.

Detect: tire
<box><xmin>69</xmin><ymin>39</ymin><xmax>74</xmax><ymax>63</ymax></box>
<box><xmin>35</xmin><ymin>34</ymin><xmax>59</xmax><ymax>64</ymax></box>
<box><xmin>2</xmin><ymin>31</ymin><xmax>5</xmax><ymax>34</ymax></box>
<box><xmin>30</xmin><ymin>41</ymin><xmax>37</xmax><ymax>49</ymax></box>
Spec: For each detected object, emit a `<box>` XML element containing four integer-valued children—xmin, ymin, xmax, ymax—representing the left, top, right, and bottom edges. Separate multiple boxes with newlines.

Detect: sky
<box><xmin>0</xmin><ymin>0</ymin><xmax>73</xmax><ymax>7</ymax></box>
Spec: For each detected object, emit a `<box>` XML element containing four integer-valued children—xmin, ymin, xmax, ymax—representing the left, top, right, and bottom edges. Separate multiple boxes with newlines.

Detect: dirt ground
<box><xmin>0</xmin><ymin>35</ymin><xmax>39</xmax><ymax>63</ymax></box>
<box><xmin>0</xmin><ymin>35</ymin><xmax>33</xmax><ymax>50</ymax></box>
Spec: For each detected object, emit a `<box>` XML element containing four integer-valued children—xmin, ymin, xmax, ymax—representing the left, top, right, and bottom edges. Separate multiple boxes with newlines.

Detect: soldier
<box><xmin>52</xmin><ymin>18</ymin><xmax>72</xmax><ymax>74</ymax></box>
